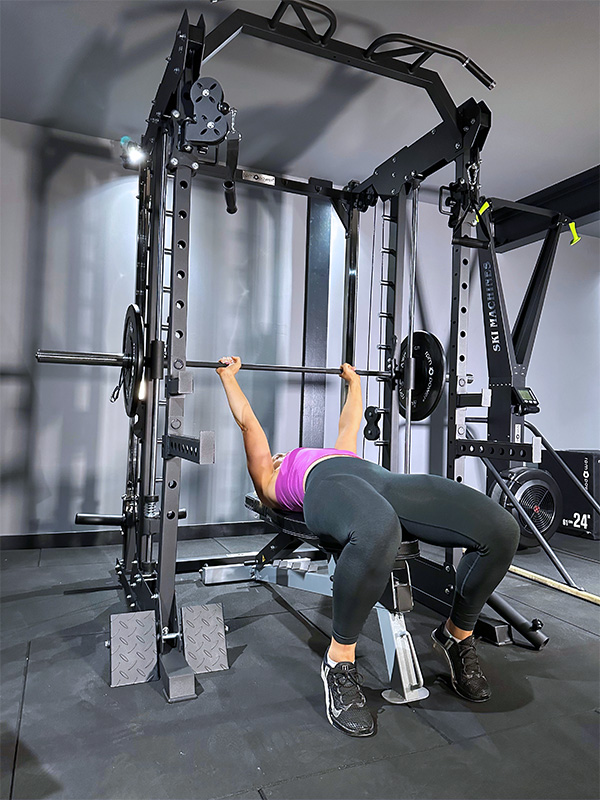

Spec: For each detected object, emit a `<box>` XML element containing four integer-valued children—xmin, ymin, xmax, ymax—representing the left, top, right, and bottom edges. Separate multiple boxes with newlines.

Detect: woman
<box><xmin>217</xmin><ymin>356</ymin><xmax>520</xmax><ymax>738</ymax></box>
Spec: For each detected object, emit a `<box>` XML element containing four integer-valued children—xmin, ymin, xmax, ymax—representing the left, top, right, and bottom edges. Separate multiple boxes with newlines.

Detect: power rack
<box><xmin>37</xmin><ymin>1</ymin><xmax>599</xmax><ymax>701</ymax></box>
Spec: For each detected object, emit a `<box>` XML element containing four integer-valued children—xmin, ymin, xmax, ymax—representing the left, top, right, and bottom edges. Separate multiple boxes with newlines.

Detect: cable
<box><xmin>363</xmin><ymin>202</ymin><xmax>378</xmax><ymax>458</ymax></box>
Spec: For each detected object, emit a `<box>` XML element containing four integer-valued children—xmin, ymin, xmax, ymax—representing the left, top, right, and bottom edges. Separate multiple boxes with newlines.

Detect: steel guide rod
<box><xmin>403</xmin><ymin>180</ymin><xmax>420</xmax><ymax>474</ymax></box>
<box><xmin>146</xmin><ymin>130</ymin><xmax>169</xmax><ymax>512</ymax></box>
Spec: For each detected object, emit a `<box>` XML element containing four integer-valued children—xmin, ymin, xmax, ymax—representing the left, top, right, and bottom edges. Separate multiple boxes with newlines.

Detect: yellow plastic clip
<box><xmin>569</xmin><ymin>221</ymin><xmax>581</xmax><ymax>246</ymax></box>
<box><xmin>475</xmin><ymin>200</ymin><xmax>490</xmax><ymax>222</ymax></box>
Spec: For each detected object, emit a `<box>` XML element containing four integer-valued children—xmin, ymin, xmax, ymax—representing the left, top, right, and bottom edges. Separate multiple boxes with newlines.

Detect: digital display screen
<box><xmin>517</xmin><ymin>388</ymin><xmax>535</xmax><ymax>402</ymax></box>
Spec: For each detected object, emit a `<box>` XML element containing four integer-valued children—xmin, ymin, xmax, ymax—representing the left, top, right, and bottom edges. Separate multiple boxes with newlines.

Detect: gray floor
<box><xmin>1</xmin><ymin>533</ymin><xmax>599</xmax><ymax>800</ymax></box>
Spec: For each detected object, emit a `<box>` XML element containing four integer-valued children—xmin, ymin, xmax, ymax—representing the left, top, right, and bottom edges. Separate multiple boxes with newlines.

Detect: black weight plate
<box><xmin>122</xmin><ymin>304</ymin><xmax>144</xmax><ymax>418</ymax></box>
<box><xmin>398</xmin><ymin>331</ymin><xmax>446</xmax><ymax>421</ymax></box>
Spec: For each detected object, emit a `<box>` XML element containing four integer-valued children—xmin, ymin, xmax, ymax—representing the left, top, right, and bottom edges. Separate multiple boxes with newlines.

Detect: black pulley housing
<box><xmin>185</xmin><ymin>78</ymin><xmax>230</xmax><ymax>145</ymax></box>
<box><xmin>489</xmin><ymin>467</ymin><xmax>563</xmax><ymax>549</ymax></box>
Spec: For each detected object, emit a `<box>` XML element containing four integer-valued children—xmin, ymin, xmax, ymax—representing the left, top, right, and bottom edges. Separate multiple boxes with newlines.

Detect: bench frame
<box><xmin>200</xmin><ymin>494</ymin><xmax>429</xmax><ymax>704</ymax></box>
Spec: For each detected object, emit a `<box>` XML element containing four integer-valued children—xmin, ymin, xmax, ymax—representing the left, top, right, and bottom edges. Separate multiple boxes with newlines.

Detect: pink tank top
<box><xmin>274</xmin><ymin>447</ymin><xmax>360</xmax><ymax>512</ymax></box>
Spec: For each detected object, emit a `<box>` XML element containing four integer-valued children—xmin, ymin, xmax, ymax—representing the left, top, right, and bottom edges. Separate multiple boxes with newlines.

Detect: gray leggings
<box><xmin>303</xmin><ymin>458</ymin><xmax>520</xmax><ymax>644</ymax></box>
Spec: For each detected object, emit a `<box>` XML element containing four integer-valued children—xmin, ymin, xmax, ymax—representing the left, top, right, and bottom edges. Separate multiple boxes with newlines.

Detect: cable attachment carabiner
<box><xmin>467</xmin><ymin>161</ymin><xmax>480</xmax><ymax>193</ymax></box>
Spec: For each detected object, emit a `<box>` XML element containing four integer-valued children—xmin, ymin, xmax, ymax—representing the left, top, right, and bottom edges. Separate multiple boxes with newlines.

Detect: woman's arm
<box><xmin>334</xmin><ymin>364</ymin><xmax>363</xmax><ymax>453</ymax></box>
<box><xmin>217</xmin><ymin>357</ymin><xmax>274</xmax><ymax>502</ymax></box>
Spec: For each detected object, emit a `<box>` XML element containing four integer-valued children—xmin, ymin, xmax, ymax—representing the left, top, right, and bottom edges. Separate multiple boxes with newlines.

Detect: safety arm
<box><xmin>335</xmin><ymin>377</ymin><xmax>363</xmax><ymax>452</ymax></box>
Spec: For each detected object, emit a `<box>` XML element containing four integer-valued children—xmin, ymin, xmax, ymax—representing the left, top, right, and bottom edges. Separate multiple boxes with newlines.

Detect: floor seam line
<box><xmin>546</xmin><ymin>547</ymin><xmax>600</xmax><ymax>565</ymax></box>
<box><xmin>253</xmin><ymin>705</ymin><xmax>600</xmax><ymax>795</ymax></box>
<box><xmin>496</xmin><ymin>589</ymin><xmax>600</xmax><ymax>637</ymax></box>
<box><xmin>254</xmin><ymin>740</ymin><xmax>451</xmax><ymax>793</ymax></box>
<box><xmin>9</xmin><ymin>639</ymin><xmax>31</xmax><ymax>800</ymax></box>
<box><xmin>411</xmin><ymin>708</ymin><xmax>455</xmax><ymax>744</ymax></box>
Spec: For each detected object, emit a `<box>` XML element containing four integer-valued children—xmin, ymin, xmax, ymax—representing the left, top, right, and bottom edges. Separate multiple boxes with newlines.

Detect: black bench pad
<box><xmin>245</xmin><ymin>494</ymin><xmax>419</xmax><ymax>559</ymax></box>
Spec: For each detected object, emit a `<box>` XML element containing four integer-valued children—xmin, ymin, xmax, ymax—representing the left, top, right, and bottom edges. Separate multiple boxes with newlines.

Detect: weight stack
<box><xmin>540</xmin><ymin>450</ymin><xmax>600</xmax><ymax>539</ymax></box>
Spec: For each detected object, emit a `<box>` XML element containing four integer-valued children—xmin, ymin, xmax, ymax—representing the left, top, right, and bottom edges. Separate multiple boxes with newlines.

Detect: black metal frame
<box><xmin>37</xmin><ymin>0</ymin><xmax>595</xmax><ymax>694</ymax></box>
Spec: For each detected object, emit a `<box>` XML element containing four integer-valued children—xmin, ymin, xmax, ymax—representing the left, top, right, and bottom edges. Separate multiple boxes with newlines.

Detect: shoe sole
<box><xmin>430</xmin><ymin>632</ymin><xmax>491</xmax><ymax>703</ymax></box>
<box><xmin>320</xmin><ymin>662</ymin><xmax>375</xmax><ymax>737</ymax></box>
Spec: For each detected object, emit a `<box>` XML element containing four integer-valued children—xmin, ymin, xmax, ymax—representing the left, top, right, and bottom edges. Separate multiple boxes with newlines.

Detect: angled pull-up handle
<box><xmin>269</xmin><ymin>0</ymin><xmax>337</xmax><ymax>45</ymax></box>
<box><xmin>365</xmin><ymin>33</ymin><xmax>495</xmax><ymax>90</ymax></box>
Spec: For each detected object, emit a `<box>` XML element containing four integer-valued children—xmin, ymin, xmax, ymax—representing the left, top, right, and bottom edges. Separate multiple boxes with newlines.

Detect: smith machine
<box><xmin>37</xmin><ymin>1</ymin><xmax>599</xmax><ymax>702</ymax></box>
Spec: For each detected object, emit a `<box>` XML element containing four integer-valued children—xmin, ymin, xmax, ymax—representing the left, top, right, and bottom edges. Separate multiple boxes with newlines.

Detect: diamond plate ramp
<box><xmin>110</xmin><ymin>611</ymin><xmax>158</xmax><ymax>687</ymax></box>
<box><xmin>181</xmin><ymin>603</ymin><xmax>228</xmax><ymax>673</ymax></box>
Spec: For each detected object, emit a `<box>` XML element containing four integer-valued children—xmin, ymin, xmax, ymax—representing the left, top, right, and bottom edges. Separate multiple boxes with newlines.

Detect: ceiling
<box><xmin>1</xmin><ymin>0</ymin><xmax>599</xmax><ymax>225</ymax></box>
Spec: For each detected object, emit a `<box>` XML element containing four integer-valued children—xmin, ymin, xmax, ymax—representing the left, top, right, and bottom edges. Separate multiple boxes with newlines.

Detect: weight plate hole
<box><xmin>167</xmin><ymin>511</ymin><xmax>176</xmax><ymax>519</ymax></box>
<box><xmin>176</xmin><ymin>270</ymin><xmax>186</xmax><ymax>279</ymax></box>
<box><xmin>462</xmin><ymin>282</ymin><xmax>468</xmax><ymax>289</ymax></box>
<box><xmin>180</xmin><ymin>180</ymin><xmax>188</xmax><ymax>189</ymax></box>
<box><xmin>178</xmin><ymin>210</ymin><xmax>187</xmax><ymax>219</ymax></box>
<box><xmin>177</xmin><ymin>240</ymin><xmax>187</xmax><ymax>249</ymax></box>
<box><xmin>462</xmin><ymin>259</ymin><xmax>468</xmax><ymax>266</ymax></box>
<box><xmin>460</xmin><ymin>307</ymin><xmax>467</xmax><ymax>314</ymax></box>
<box><xmin>168</xmin><ymin>480</ymin><xmax>177</xmax><ymax>489</ymax></box>
<box><xmin>498</xmin><ymin>448</ymin><xmax>505</xmax><ymax>455</ymax></box>
<box><xmin>175</xmin><ymin>330</ymin><xmax>184</xmax><ymax>339</ymax></box>
<box><xmin>176</xmin><ymin>300</ymin><xmax>184</xmax><ymax>309</ymax></box>
<box><xmin>460</xmin><ymin>331</ymin><xmax>466</xmax><ymax>337</ymax></box>
<box><xmin>456</xmin><ymin>476</ymin><xmax>463</xmax><ymax>482</ymax></box>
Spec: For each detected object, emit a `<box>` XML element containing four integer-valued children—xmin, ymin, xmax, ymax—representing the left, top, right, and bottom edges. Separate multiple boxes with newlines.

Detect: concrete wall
<box><xmin>1</xmin><ymin>117</ymin><xmax>598</xmax><ymax>536</ymax></box>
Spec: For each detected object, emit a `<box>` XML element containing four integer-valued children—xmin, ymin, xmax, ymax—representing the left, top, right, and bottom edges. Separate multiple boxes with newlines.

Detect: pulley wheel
<box><xmin>186</xmin><ymin>77</ymin><xmax>228</xmax><ymax>145</ymax></box>
<box><xmin>489</xmin><ymin>467</ymin><xmax>563</xmax><ymax>549</ymax></box>
<box><xmin>398</xmin><ymin>331</ymin><xmax>446</xmax><ymax>421</ymax></box>
<box><xmin>122</xmin><ymin>304</ymin><xmax>144</xmax><ymax>418</ymax></box>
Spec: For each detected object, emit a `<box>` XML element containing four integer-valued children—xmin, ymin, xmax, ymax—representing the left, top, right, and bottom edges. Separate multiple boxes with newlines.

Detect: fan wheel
<box><xmin>489</xmin><ymin>467</ymin><xmax>563</xmax><ymax>549</ymax></box>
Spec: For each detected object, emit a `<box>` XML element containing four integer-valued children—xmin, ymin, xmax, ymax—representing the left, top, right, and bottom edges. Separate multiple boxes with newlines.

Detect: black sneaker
<box><xmin>320</xmin><ymin>655</ymin><xmax>375</xmax><ymax>737</ymax></box>
<box><xmin>431</xmin><ymin>624</ymin><xmax>491</xmax><ymax>702</ymax></box>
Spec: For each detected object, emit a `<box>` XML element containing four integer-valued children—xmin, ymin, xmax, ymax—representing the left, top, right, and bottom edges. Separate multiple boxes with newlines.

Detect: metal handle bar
<box><xmin>75</xmin><ymin>509</ymin><xmax>187</xmax><ymax>526</ymax></box>
<box><xmin>36</xmin><ymin>350</ymin><xmax>390</xmax><ymax>379</ymax></box>
<box><xmin>189</xmin><ymin>360</ymin><xmax>389</xmax><ymax>378</ymax></box>
<box><xmin>364</xmin><ymin>33</ymin><xmax>495</xmax><ymax>90</ymax></box>
<box><xmin>269</xmin><ymin>0</ymin><xmax>337</xmax><ymax>44</ymax></box>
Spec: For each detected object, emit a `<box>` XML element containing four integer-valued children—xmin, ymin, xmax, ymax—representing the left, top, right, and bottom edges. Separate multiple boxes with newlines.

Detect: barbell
<box><xmin>36</xmin><ymin>304</ymin><xmax>454</xmax><ymax>422</ymax></box>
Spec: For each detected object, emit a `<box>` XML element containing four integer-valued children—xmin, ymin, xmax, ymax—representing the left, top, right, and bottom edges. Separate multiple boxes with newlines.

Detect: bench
<box><xmin>242</xmin><ymin>494</ymin><xmax>429</xmax><ymax>704</ymax></box>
